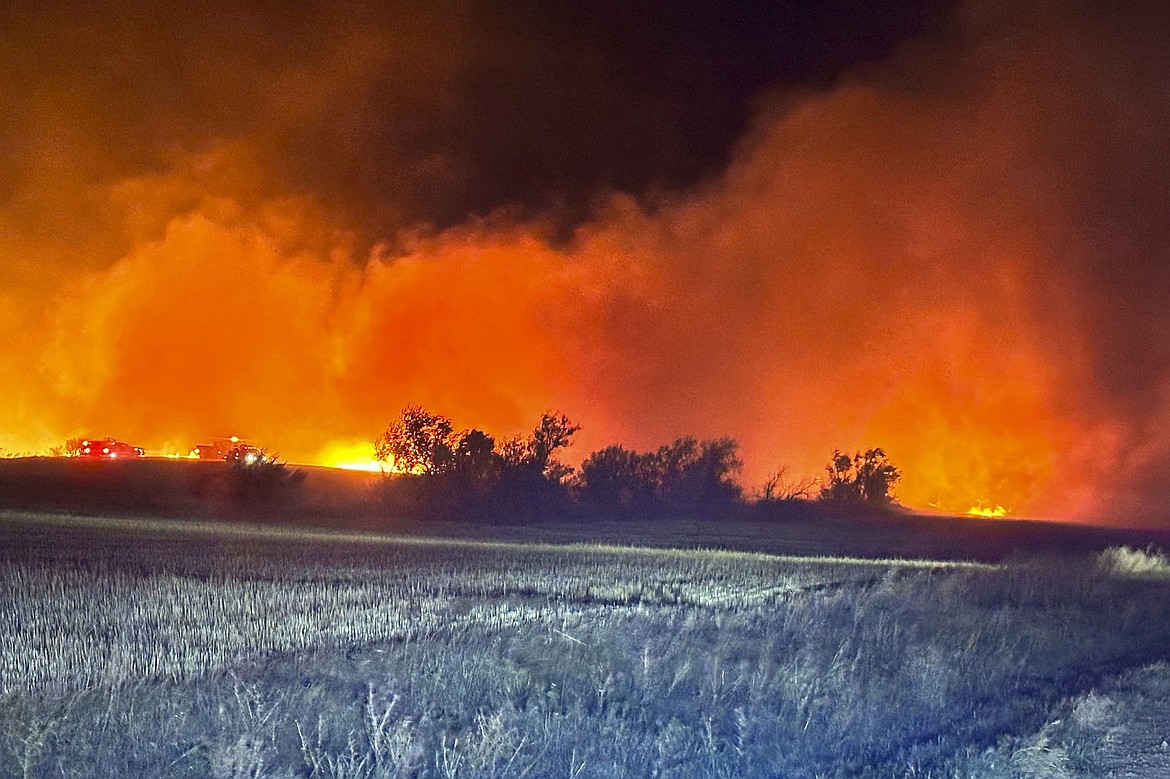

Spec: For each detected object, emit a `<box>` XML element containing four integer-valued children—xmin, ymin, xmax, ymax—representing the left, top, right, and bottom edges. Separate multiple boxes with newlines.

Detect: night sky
<box><xmin>3</xmin><ymin>0</ymin><xmax>1170</xmax><ymax>522</ymax></box>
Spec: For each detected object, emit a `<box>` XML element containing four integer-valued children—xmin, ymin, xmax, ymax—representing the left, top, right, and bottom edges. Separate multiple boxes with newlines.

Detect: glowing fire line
<box><xmin>967</xmin><ymin>503</ymin><xmax>1008</xmax><ymax>518</ymax></box>
<box><xmin>315</xmin><ymin>440</ymin><xmax>388</xmax><ymax>473</ymax></box>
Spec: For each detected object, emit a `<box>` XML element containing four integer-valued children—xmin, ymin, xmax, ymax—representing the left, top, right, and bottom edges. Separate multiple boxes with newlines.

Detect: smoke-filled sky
<box><xmin>3</xmin><ymin>0</ymin><xmax>1170</xmax><ymax>523</ymax></box>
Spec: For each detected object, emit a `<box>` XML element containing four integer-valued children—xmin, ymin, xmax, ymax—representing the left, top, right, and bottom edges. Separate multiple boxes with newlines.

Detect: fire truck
<box><xmin>190</xmin><ymin>437</ymin><xmax>264</xmax><ymax>464</ymax></box>
<box><xmin>79</xmin><ymin>438</ymin><xmax>144</xmax><ymax>459</ymax></box>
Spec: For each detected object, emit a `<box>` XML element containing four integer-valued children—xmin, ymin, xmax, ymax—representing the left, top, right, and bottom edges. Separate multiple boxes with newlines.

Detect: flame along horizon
<box><xmin>316</xmin><ymin>441</ymin><xmax>384</xmax><ymax>473</ymax></box>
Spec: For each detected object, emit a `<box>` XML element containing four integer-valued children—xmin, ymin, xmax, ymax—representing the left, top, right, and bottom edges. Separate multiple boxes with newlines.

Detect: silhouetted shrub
<box><xmin>819</xmin><ymin>448</ymin><xmax>901</xmax><ymax>507</ymax></box>
<box><xmin>576</xmin><ymin>445</ymin><xmax>659</xmax><ymax>514</ymax></box>
<box><xmin>576</xmin><ymin>436</ymin><xmax>743</xmax><ymax>517</ymax></box>
<box><xmin>497</xmin><ymin>412</ymin><xmax>581</xmax><ymax>484</ymax></box>
<box><xmin>226</xmin><ymin>453</ymin><xmax>306</xmax><ymax>518</ymax></box>
<box><xmin>373</xmin><ymin>408</ymin><xmax>580</xmax><ymax>522</ymax></box>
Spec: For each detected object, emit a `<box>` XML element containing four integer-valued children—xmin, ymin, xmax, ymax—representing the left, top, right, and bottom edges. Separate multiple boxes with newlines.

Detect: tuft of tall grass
<box><xmin>1098</xmin><ymin>545</ymin><xmax>1170</xmax><ymax>580</ymax></box>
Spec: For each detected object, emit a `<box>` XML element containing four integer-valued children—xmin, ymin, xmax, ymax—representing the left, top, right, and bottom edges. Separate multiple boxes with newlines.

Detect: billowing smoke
<box><xmin>2</xmin><ymin>0</ymin><xmax>1169</xmax><ymax>523</ymax></box>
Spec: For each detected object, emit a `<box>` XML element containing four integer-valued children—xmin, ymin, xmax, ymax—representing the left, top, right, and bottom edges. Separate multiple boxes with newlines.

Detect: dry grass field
<box><xmin>5</xmin><ymin>508</ymin><xmax>1170</xmax><ymax>777</ymax></box>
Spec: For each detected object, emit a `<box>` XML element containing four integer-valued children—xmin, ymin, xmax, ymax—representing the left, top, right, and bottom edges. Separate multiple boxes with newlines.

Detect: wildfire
<box><xmin>316</xmin><ymin>441</ymin><xmax>385</xmax><ymax>473</ymax></box>
<box><xmin>967</xmin><ymin>503</ymin><xmax>1008</xmax><ymax>518</ymax></box>
<box><xmin>0</xmin><ymin>3</ymin><xmax>1134</xmax><ymax>526</ymax></box>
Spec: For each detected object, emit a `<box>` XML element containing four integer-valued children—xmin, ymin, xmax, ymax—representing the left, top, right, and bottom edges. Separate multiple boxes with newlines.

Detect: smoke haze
<box><xmin>2</xmin><ymin>0</ymin><xmax>1169</xmax><ymax>522</ymax></box>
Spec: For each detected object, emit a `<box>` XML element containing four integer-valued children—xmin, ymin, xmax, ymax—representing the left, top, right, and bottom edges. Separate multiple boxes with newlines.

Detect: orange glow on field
<box><xmin>333</xmin><ymin>460</ymin><xmax>385</xmax><ymax>473</ymax></box>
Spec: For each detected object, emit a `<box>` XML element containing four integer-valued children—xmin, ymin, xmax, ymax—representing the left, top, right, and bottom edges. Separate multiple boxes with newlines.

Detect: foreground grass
<box><xmin>3</xmin><ymin>513</ymin><xmax>1170</xmax><ymax>777</ymax></box>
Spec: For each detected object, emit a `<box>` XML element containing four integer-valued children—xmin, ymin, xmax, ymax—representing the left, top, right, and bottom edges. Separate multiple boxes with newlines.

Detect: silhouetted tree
<box><xmin>499</xmin><ymin>412</ymin><xmax>581</xmax><ymax>483</ymax></box>
<box><xmin>531</xmin><ymin>412</ymin><xmax>581</xmax><ymax>479</ymax></box>
<box><xmin>822</xmin><ymin>449</ymin><xmax>861</xmax><ymax>503</ymax></box>
<box><xmin>373</xmin><ymin>408</ymin><xmax>581</xmax><ymax>522</ymax></box>
<box><xmin>820</xmin><ymin>447</ymin><xmax>900</xmax><ymax>505</ymax></box>
<box><xmin>577</xmin><ymin>436</ymin><xmax>743</xmax><ymax>515</ymax></box>
<box><xmin>497</xmin><ymin>435</ymin><xmax>529</xmax><ymax>470</ymax></box>
<box><xmin>655</xmin><ymin>437</ymin><xmax>699</xmax><ymax>496</ymax></box>
<box><xmin>855</xmin><ymin>447</ymin><xmax>901</xmax><ymax>504</ymax></box>
<box><xmin>373</xmin><ymin>406</ymin><xmax>454</xmax><ymax>474</ymax></box>
<box><xmin>450</xmin><ymin>428</ymin><xmax>499</xmax><ymax>483</ymax></box>
<box><xmin>657</xmin><ymin>437</ymin><xmax>743</xmax><ymax>507</ymax></box>
<box><xmin>752</xmin><ymin>464</ymin><xmax>821</xmax><ymax>521</ymax></box>
<box><xmin>577</xmin><ymin>445</ymin><xmax>657</xmax><ymax>510</ymax></box>
<box><xmin>758</xmin><ymin>466</ymin><xmax>817</xmax><ymax>503</ymax></box>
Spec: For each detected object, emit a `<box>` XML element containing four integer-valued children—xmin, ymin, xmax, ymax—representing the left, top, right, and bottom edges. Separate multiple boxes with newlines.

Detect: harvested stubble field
<box><xmin>4</xmin><ymin>510</ymin><xmax>1170</xmax><ymax>778</ymax></box>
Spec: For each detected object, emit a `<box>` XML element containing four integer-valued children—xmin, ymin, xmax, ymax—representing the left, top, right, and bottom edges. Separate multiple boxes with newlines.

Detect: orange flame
<box><xmin>315</xmin><ymin>441</ymin><xmax>385</xmax><ymax>473</ymax></box>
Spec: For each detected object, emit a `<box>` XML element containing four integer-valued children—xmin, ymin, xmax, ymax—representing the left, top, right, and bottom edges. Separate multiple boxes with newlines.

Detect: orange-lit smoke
<box><xmin>3</xmin><ymin>1</ymin><xmax>1170</xmax><ymax>524</ymax></box>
